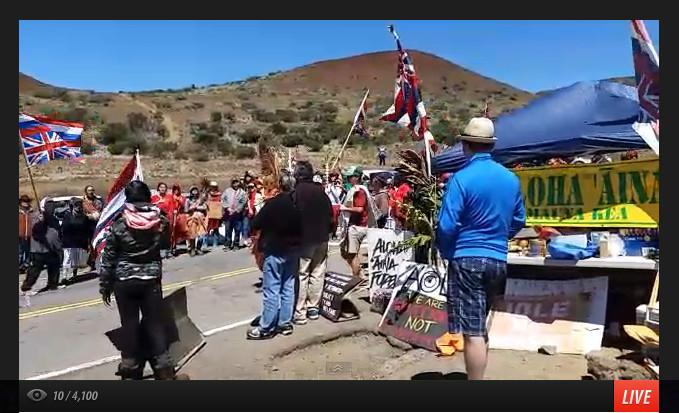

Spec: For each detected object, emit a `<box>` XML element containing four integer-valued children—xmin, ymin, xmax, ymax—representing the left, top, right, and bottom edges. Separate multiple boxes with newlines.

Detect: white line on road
<box><xmin>24</xmin><ymin>316</ymin><xmax>256</xmax><ymax>381</ymax></box>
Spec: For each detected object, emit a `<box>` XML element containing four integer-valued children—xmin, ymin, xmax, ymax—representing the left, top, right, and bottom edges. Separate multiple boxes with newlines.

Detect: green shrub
<box><xmin>107</xmin><ymin>136</ymin><xmax>147</xmax><ymax>155</ymax></box>
<box><xmin>300</xmin><ymin>108</ymin><xmax>321</xmax><ymax>122</ymax></box>
<box><xmin>234</xmin><ymin>145</ymin><xmax>257</xmax><ymax>159</ymax></box>
<box><xmin>33</xmin><ymin>90</ymin><xmax>55</xmax><ymax>99</ymax></box>
<box><xmin>101</xmin><ymin>122</ymin><xmax>128</xmax><ymax>145</ymax></box>
<box><xmin>190</xmin><ymin>102</ymin><xmax>205</xmax><ymax>110</ymax></box>
<box><xmin>305</xmin><ymin>139</ymin><xmax>323</xmax><ymax>152</ymax></box>
<box><xmin>127</xmin><ymin>112</ymin><xmax>151</xmax><ymax>132</ymax></box>
<box><xmin>246</xmin><ymin>76</ymin><xmax>261</xmax><ymax>82</ymax></box>
<box><xmin>241</xmin><ymin>101</ymin><xmax>257</xmax><ymax>111</ymax></box>
<box><xmin>320</xmin><ymin>102</ymin><xmax>338</xmax><ymax>114</ymax></box>
<box><xmin>301</xmin><ymin>100</ymin><xmax>314</xmax><ymax>109</ymax></box>
<box><xmin>216</xmin><ymin>139</ymin><xmax>234</xmax><ymax>155</ymax></box>
<box><xmin>192</xmin><ymin>130</ymin><xmax>219</xmax><ymax>145</ymax></box>
<box><xmin>253</xmin><ymin>109</ymin><xmax>278</xmax><ymax>123</ymax></box>
<box><xmin>80</xmin><ymin>139</ymin><xmax>95</xmax><ymax>155</ymax></box>
<box><xmin>174</xmin><ymin>150</ymin><xmax>189</xmax><ymax>160</ymax></box>
<box><xmin>150</xmin><ymin>141</ymin><xmax>178</xmax><ymax>158</ymax></box>
<box><xmin>210</xmin><ymin>111</ymin><xmax>223</xmax><ymax>123</ymax></box>
<box><xmin>270</xmin><ymin>122</ymin><xmax>287</xmax><ymax>135</ymax></box>
<box><xmin>282</xmin><ymin>134</ymin><xmax>305</xmax><ymax>147</ymax></box>
<box><xmin>176</xmin><ymin>95</ymin><xmax>187</xmax><ymax>101</ymax></box>
<box><xmin>191</xmin><ymin>151</ymin><xmax>209</xmax><ymax>162</ymax></box>
<box><xmin>275</xmin><ymin>109</ymin><xmax>299</xmax><ymax>123</ymax></box>
<box><xmin>158</xmin><ymin>101</ymin><xmax>173</xmax><ymax>109</ymax></box>
<box><xmin>88</xmin><ymin>94</ymin><xmax>113</xmax><ymax>105</ymax></box>
<box><xmin>239</xmin><ymin>128</ymin><xmax>260</xmax><ymax>144</ymax></box>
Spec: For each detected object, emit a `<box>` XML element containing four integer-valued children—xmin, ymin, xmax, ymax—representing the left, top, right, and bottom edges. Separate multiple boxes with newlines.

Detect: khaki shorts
<box><xmin>345</xmin><ymin>225</ymin><xmax>368</xmax><ymax>255</ymax></box>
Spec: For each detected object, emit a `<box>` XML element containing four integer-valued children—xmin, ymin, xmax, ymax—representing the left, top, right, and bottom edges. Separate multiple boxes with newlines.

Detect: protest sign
<box><xmin>366</xmin><ymin>228</ymin><xmax>413</xmax><ymax>300</ymax></box>
<box><xmin>320</xmin><ymin>272</ymin><xmax>361</xmax><ymax>322</ymax></box>
<box><xmin>489</xmin><ymin>276</ymin><xmax>608</xmax><ymax>354</ymax></box>
<box><xmin>515</xmin><ymin>159</ymin><xmax>659</xmax><ymax>227</ymax></box>
<box><xmin>378</xmin><ymin>262</ymin><xmax>448</xmax><ymax>352</ymax></box>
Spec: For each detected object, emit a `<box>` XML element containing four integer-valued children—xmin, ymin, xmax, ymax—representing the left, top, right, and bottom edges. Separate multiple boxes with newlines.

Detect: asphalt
<box><xmin>19</xmin><ymin>244</ymin><xmax>355</xmax><ymax>380</ymax></box>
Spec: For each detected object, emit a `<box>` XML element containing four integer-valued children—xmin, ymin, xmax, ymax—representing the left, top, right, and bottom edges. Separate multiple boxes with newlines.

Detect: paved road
<box><xmin>19</xmin><ymin>245</ymin><xmax>347</xmax><ymax>380</ymax></box>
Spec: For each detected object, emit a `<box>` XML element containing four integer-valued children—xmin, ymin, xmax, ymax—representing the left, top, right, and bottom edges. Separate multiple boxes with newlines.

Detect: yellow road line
<box><xmin>19</xmin><ymin>266</ymin><xmax>257</xmax><ymax>321</ymax></box>
<box><xmin>19</xmin><ymin>250</ymin><xmax>340</xmax><ymax>321</ymax></box>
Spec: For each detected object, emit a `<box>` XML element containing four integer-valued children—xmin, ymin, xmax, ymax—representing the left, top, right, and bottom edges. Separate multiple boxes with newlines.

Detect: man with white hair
<box><xmin>436</xmin><ymin>117</ymin><xmax>526</xmax><ymax>380</ymax></box>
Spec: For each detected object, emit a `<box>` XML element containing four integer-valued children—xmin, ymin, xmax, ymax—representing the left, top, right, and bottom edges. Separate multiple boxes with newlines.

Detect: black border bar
<box><xmin>19</xmin><ymin>380</ymin><xmax>613</xmax><ymax>412</ymax></box>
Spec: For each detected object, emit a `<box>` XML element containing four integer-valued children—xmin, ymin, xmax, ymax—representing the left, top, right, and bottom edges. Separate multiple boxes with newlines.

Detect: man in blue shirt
<box><xmin>436</xmin><ymin>117</ymin><xmax>526</xmax><ymax>380</ymax></box>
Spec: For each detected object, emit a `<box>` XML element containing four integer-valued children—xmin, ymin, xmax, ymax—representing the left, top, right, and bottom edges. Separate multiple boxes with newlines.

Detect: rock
<box><xmin>538</xmin><ymin>345</ymin><xmax>557</xmax><ymax>355</ymax></box>
<box><xmin>386</xmin><ymin>336</ymin><xmax>414</xmax><ymax>351</ymax></box>
<box><xmin>586</xmin><ymin>348</ymin><xmax>655</xmax><ymax>380</ymax></box>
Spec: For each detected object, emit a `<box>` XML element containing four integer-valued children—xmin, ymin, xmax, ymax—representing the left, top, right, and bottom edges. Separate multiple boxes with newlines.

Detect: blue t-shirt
<box><xmin>436</xmin><ymin>153</ymin><xmax>526</xmax><ymax>262</ymax></box>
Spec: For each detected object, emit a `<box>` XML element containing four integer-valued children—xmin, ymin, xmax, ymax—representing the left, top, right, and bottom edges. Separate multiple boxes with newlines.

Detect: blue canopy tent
<box><xmin>431</xmin><ymin>80</ymin><xmax>650</xmax><ymax>174</ymax></box>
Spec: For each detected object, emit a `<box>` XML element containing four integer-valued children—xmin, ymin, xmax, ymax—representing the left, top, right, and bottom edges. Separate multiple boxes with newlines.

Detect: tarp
<box><xmin>431</xmin><ymin>81</ymin><xmax>651</xmax><ymax>174</ymax></box>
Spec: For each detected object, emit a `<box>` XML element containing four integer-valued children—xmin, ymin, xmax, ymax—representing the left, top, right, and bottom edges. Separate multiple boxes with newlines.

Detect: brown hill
<box><xmin>19</xmin><ymin>49</ymin><xmax>537</xmax><ymax>191</ymax></box>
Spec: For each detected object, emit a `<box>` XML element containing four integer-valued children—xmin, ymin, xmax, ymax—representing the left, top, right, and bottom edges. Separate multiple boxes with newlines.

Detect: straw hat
<box><xmin>457</xmin><ymin>117</ymin><xmax>497</xmax><ymax>143</ymax></box>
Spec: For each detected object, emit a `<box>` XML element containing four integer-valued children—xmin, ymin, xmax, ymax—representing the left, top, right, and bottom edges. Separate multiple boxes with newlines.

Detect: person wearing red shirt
<box><xmin>391</xmin><ymin>177</ymin><xmax>412</xmax><ymax>230</ymax></box>
<box><xmin>339</xmin><ymin>166</ymin><xmax>369</xmax><ymax>281</ymax></box>
<box><xmin>169</xmin><ymin>184</ymin><xmax>188</xmax><ymax>255</ymax></box>
<box><xmin>151</xmin><ymin>183</ymin><xmax>174</xmax><ymax>258</ymax></box>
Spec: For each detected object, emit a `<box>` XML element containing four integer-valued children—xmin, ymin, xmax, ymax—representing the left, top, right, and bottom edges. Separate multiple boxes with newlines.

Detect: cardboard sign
<box><xmin>366</xmin><ymin>228</ymin><xmax>413</xmax><ymax>301</ymax></box>
<box><xmin>320</xmin><ymin>272</ymin><xmax>361</xmax><ymax>322</ymax></box>
<box><xmin>489</xmin><ymin>277</ymin><xmax>608</xmax><ymax>355</ymax></box>
<box><xmin>515</xmin><ymin>158</ymin><xmax>659</xmax><ymax>227</ymax></box>
<box><xmin>378</xmin><ymin>262</ymin><xmax>449</xmax><ymax>352</ymax></box>
<box><xmin>106</xmin><ymin>287</ymin><xmax>206</xmax><ymax>374</ymax></box>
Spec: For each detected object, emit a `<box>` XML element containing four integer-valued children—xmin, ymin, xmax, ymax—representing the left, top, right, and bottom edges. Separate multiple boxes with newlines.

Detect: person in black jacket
<box><xmin>247</xmin><ymin>174</ymin><xmax>302</xmax><ymax>340</ymax></box>
<box><xmin>21</xmin><ymin>200</ymin><xmax>63</xmax><ymax>295</ymax></box>
<box><xmin>60</xmin><ymin>198</ymin><xmax>93</xmax><ymax>284</ymax></box>
<box><xmin>99</xmin><ymin>180</ymin><xmax>188</xmax><ymax>380</ymax></box>
<box><xmin>292</xmin><ymin>161</ymin><xmax>333</xmax><ymax>324</ymax></box>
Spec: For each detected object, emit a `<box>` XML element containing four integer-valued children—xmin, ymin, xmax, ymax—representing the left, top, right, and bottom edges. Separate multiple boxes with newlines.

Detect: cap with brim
<box><xmin>344</xmin><ymin>166</ymin><xmax>363</xmax><ymax>177</ymax></box>
<box><xmin>209</xmin><ymin>181</ymin><xmax>218</xmax><ymax>187</ymax></box>
<box><xmin>457</xmin><ymin>117</ymin><xmax>497</xmax><ymax>143</ymax></box>
<box><xmin>19</xmin><ymin>195</ymin><xmax>32</xmax><ymax>203</ymax></box>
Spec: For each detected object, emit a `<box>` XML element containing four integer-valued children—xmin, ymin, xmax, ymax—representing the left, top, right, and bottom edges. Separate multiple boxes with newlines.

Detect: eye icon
<box><xmin>27</xmin><ymin>389</ymin><xmax>47</xmax><ymax>402</ymax></box>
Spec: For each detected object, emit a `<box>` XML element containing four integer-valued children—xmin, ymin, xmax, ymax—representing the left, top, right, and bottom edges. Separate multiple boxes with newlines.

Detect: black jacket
<box><xmin>30</xmin><ymin>211</ymin><xmax>62</xmax><ymax>254</ymax></box>
<box><xmin>251</xmin><ymin>191</ymin><xmax>302</xmax><ymax>256</ymax></box>
<box><xmin>99</xmin><ymin>203</ymin><xmax>170</xmax><ymax>291</ymax></box>
<box><xmin>61</xmin><ymin>212</ymin><xmax>94</xmax><ymax>249</ymax></box>
<box><xmin>293</xmin><ymin>181</ymin><xmax>333</xmax><ymax>246</ymax></box>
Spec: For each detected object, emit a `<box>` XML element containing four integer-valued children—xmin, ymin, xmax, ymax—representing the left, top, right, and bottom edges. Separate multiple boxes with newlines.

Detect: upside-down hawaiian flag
<box><xmin>630</xmin><ymin>20</ymin><xmax>659</xmax><ymax>155</ymax></box>
<box><xmin>92</xmin><ymin>152</ymin><xmax>144</xmax><ymax>257</ymax></box>
<box><xmin>352</xmin><ymin>90</ymin><xmax>370</xmax><ymax>138</ymax></box>
<box><xmin>380</xmin><ymin>25</ymin><xmax>435</xmax><ymax>149</ymax></box>
<box><xmin>19</xmin><ymin>113</ymin><xmax>83</xmax><ymax>166</ymax></box>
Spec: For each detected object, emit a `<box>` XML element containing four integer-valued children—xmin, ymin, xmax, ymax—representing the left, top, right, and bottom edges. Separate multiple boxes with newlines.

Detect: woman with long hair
<box><xmin>185</xmin><ymin>186</ymin><xmax>207</xmax><ymax>256</ymax></box>
<box><xmin>169</xmin><ymin>184</ymin><xmax>188</xmax><ymax>256</ymax></box>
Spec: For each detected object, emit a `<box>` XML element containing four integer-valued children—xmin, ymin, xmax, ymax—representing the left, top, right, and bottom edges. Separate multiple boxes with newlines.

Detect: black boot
<box><xmin>117</xmin><ymin>362</ymin><xmax>144</xmax><ymax>380</ymax></box>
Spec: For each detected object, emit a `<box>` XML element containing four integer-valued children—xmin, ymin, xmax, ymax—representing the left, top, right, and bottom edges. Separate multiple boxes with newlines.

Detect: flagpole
<box><xmin>332</xmin><ymin>89</ymin><xmax>369</xmax><ymax>171</ymax></box>
<box><xmin>18</xmin><ymin>130</ymin><xmax>40</xmax><ymax>203</ymax></box>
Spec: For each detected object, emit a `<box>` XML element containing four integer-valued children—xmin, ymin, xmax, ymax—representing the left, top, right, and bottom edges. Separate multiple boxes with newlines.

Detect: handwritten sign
<box><xmin>515</xmin><ymin>159</ymin><xmax>659</xmax><ymax>227</ymax></box>
<box><xmin>378</xmin><ymin>262</ymin><xmax>448</xmax><ymax>352</ymax></box>
<box><xmin>489</xmin><ymin>277</ymin><xmax>608</xmax><ymax>355</ymax></box>
<box><xmin>366</xmin><ymin>228</ymin><xmax>413</xmax><ymax>300</ymax></box>
<box><xmin>320</xmin><ymin>272</ymin><xmax>361</xmax><ymax>322</ymax></box>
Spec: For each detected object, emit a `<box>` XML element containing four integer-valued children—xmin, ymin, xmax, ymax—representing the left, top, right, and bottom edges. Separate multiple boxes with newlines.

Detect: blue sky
<box><xmin>19</xmin><ymin>20</ymin><xmax>659</xmax><ymax>93</ymax></box>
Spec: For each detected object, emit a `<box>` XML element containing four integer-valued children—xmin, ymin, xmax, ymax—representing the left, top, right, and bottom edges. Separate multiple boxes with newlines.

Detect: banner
<box><xmin>366</xmin><ymin>228</ymin><xmax>413</xmax><ymax>300</ymax></box>
<box><xmin>515</xmin><ymin>159</ymin><xmax>658</xmax><ymax>227</ymax></box>
<box><xmin>378</xmin><ymin>262</ymin><xmax>448</xmax><ymax>352</ymax></box>
<box><xmin>488</xmin><ymin>276</ymin><xmax>608</xmax><ymax>355</ymax></box>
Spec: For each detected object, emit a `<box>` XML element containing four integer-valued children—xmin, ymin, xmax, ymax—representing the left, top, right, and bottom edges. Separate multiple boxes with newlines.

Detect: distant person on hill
<box><xmin>378</xmin><ymin>146</ymin><xmax>387</xmax><ymax>166</ymax></box>
<box><xmin>436</xmin><ymin>117</ymin><xmax>526</xmax><ymax>380</ymax></box>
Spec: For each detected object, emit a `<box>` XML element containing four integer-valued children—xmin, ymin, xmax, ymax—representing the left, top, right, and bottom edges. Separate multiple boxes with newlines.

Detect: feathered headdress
<box><xmin>258</xmin><ymin>138</ymin><xmax>280</xmax><ymax>197</ymax></box>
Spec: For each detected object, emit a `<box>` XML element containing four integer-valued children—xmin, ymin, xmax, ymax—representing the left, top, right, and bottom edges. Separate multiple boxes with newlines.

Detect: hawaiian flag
<box><xmin>19</xmin><ymin>113</ymin><xmax>83</xmax><ymax>166</ymax></box>
<box><xmin>352</xmin><ymin>89</ymin><xmax>370</xmax><ymax>138</ymax></box>
<box><xmin>630</xmin><ymin>20</ymin><xmax>659</xmax><ymax>155</ymax></box>
<box><xmin>380</xmin><ymin>25</ymin><xmax>435</xmax><ymax>148</ymax></box>
<box><xmin>92</xmin><ymin>152</ymin><xmax>144</xmax><ymax>257</ymax></box>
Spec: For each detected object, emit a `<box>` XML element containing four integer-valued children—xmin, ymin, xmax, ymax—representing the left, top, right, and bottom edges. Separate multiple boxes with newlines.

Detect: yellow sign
<box><xmin>514</xmin><ymin>159</ymin><xmax>659</xmax><ymax>227</ymax></box>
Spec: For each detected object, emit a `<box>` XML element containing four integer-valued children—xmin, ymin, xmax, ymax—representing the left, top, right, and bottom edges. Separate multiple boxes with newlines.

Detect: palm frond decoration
<box><xmin>395</xmin><ymin>149</ymin><xmax>443</xmax><ymax>264</ymax></box>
